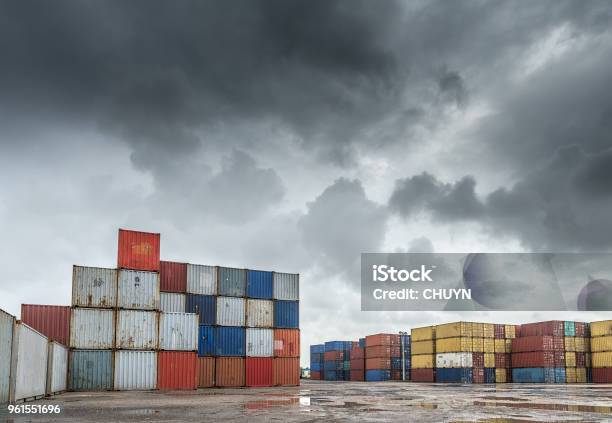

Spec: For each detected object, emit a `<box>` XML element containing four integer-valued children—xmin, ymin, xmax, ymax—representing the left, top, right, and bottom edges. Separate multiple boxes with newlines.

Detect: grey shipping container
<box><xmin>10</xmin><ymin>323</ymin><xmax>48</xmax><ymax>402</ymax></box>
<box><xmin>114</xmin><ymin>350</ymin><xmax>157</xmax><ymax>390</ymax></box>
<box><xmin>0</xmin><ymin>308</ymin><xmax>15</xmax><ymax>404</ymax></box>
<box><xmin>246</xmin><ymin>299</ymin><xmax>273</xmax><ymax>328</ymax></box>
<box><xmin>47</xmin><ymin>341</ymin><xmax>68</xmax><ymax>394</ymax></box>
<box><xmin>72</xmin><ymin>266</ymin><xmax>118</xmax><ymax>308</ymax></box>
<box><xmin>159</xmin><ymin>313</ymin><xmax>198</xmax><ymax>351</ymax></box>
<box><xmin>186</xmin><ymin>264</ymin><xmax>217</xmax><ymax>295</ymax></box>
<box><xmin>116</xmin><ymin>310</ymin><xmax>159</xmax><ymax>350</ymax></box>
<box><xmin>160</xmin><ymin>292</ymin><xmax>186</xmax><ymax>313</ymax></box>
<box><xmin>246</xmin><ymin>328</ymin><xmax>273</xmax><ymax>357</ymax></box>
<box><xmin>70</xmin><ymin>308</ymin><xmax>115</xmax><ymax>349</ymax></box>
<box><xmin>273</xmin><ymin>272</ymin><xmax>299</xmax><ymax>300</ymax></box>
<box><xmin>70</xmin><ymin>350</ymin><xmax>113</xmax><ymax>391</ymax></box>
<box><xmin>117</xmin><ymin>269</ymin><xmax>160</xmax><ymax>310</ymax></box>
<box><xmin>218</xmin><ymin>267</ymin><xmax>246</xmax><ymax>297</ymax></box>
<box><xmin>216</xmin><ymin>297</ymin><xmax>245</xmax><ymax>326</ymax></box>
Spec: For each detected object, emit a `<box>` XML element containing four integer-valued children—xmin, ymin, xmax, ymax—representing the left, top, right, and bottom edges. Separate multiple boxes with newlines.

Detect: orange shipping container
<box><xmin>365</xmin><ymin>333</ymin><xmax>399</xmax><ymax>348</ymax></box>
<box><xmin>366</xmin><ymin>357</ymin><xmax>391</xmax><ymax>370</ymax></box>
<box><xmin>216</xmin><ymin>357</ymin><xmax>245</xmax><ymax>387</ymax></box>
<box><xmin>197</xmin><ymin>357</ymin><xmax>215</xmax><ymax>388</ymax></box>
<box><xmin>273</xmin><ymin>358</ymin><xmax>300</xmax><ymax>386</ymax></box>
<box><xmin>158</xmin><ymin>351</ymin><xmax>197</xmax><ymax>390</ymax></box>
<box><xmin>274</xmin><ymin>329</ymin><xmax>300</xmax><ymax>357</ymax></box>
<box><xmin>117</xmin><ymin>229</ymin><xmax>160</xmax><ymax>272</ymax></box>
<box><xmin>21</xmin><ymin>304</ymin><xmax>70</xmax><ymax>346</ymax></box>
<box><xmin>366</xmin><ymin>345</ymin><xmax>400</xmax><ymax>358</ymax></box>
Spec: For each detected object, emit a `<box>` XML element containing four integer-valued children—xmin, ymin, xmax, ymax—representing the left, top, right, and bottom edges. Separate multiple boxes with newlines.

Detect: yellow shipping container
<box><xmin>592</xmin><ymin>351</ymin><xmax>612</xmax><ymax>368</ymax></box>
<box><xmin>483</xmin><ymin>338</ymin><xmax>495</xmax><ymax>353</ymax></box>
<box><xmin>472</xmin><ymin>337</ymin><xmax>484</xmax><ymax>352</ymax></box>
<box><xmin>436</xmin><ymin>322</ymin><xmax>471</xmax><ymax>339</ymax></box>
<box><xmin>471</xmin><ymin>322</ymin><xmax>484</xmax><ymax>338</ymax></box>
<box><xmin>436</xmin><ymin>337</ymin><xmax>472</xmax><ymax>353</ymax></box>
<box><xmin>504</xmin><ymin>325</ymin><xmax>516</xmax><ymax>339</ymax></box>
<box><xmin>565</xmin><ymin>352</ymin><xmax>576</xmax><ymax>367</ymax></box>
<box><xmin>575</xmin><ymin>337</ymin><xmax>586</xmax><ymax>352</ymax></box>
<box><xmin>495</xmin><ymin>368</ymin><xmax>506</xmax><ymax>383</ymax></box>
<box><xmin>412</xmin><ymin>340</ymin><xmax>435</xmax><ymax>355</ymax></box>
<box><xmin>483</xmin><ymin>323</ymin><xmax>495</xmax><ymax>338</ymax></box>
<box><xmin>494</xmin><ymin>339</ymin><xmax>506</xmax><ymax>353</ymax></box>
<box><xmin>412</xmin><ymin>326</ymin><xmax>436</xmax><ymax>341</ymax></box>
<box><xmin>505</xmin><ymin>339</ymin><xmax>513</xmax><ymax>353</ymax></box>
<box><xmin>564</xmin><ymin>337</ymin><xmax>576</xmax><ymax>352</ymax></box>
<box><xmin>411</xmin><ymin>354</ymin><xmax>434</xmax><ymax>369</ymax></box>
<box><xmin>590</xmin><ymin>320</ymin><xmax>612</xmax><ymax>337</ymax></box>
<box><xmin>484</xmin><ymin>353</ymin><xmax>495</xmax><ymax>368</ymax></box>
<box><xmin>591</xmin><ymin>336</ymin><xmax>612</xmax><ymax>353</ymax></box>
<box><xmin>565</xmin><ymin>367</ymin><xmax>576</xmax><ymax>384</ymax></box>
<box><xmin>576</xmin><ymin>368</ymin><xmax>587</xmax><ymax>383</ymax></box>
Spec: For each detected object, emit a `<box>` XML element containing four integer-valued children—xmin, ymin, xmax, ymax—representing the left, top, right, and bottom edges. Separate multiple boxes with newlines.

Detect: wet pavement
<box><xmin>1</xmin><ymin>380</ymin><xmax>611</xmax><ymax>422</ymax></box>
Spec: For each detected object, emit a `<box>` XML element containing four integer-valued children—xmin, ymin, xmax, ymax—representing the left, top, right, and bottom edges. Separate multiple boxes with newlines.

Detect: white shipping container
<box><xmin>159</xmin><ymin>313</ymin><xmax>198</xmax><ymax>351</ymax></box>
<box><xmin>0</xmin><ymin>308</ymin><xmax>14</xmax><ymax>405</ymax></box>
<box><xmin>216</xmin><ymin>297</ymin><xmax>245</xmax><ymax>326</ymax></box>
<box><xmin>246</xmin><ymin>299</ymin><xmax>273</xmax><ymax>328</ymax></box>
<box><xmin>186</xmin><ymin>264</ymin><xmax>217</xmax><ymax>295</ymax></box>
<box><xmin>46</xmin><ymin>341</ymin><xmax>68</xmax><ymax>394</ymax></box>
<box><xmin>116</xmin><ymin>310</ymin><xmax>159</xmax><ymax>350</ymax></box>
<box><xmin>246</xmin><ymin>328</ymin><xmax>273</xmax><ymax>357</ymax></box>
<box><xmin>70</xmin><ymin>308</ymin><xmax>115</xmax><ymax>349</ymax></box>
<box><xmin>436</xmin><ymin>352</ymin><xmax>473</xmax><ymax>368</ymax></box>
<box><xmin>160</xmin><ymin>292</ymin><xmax>186</xmax><ymax>313</ymax></box>
<box><xmin>72</xmin><ymin>266</ymin><xmax>117</xmax><ymax>308</ymax></box>
<box><xmin>114</xmin><ymin>350</ymin><xmax>157</xmax><ymax>390</ymax></box>
<box><xmin>10</xmin><ymin>323</ymin><xmax>48</xmax><ymax>402</ymax></box>
<box><xmin>273</xmin><ymin>272</ymin><xmax>299</xmax><ymax>300</ymax></box>
<box><xmin>118</xmin><ymin>270</ymin><xmax>160</xmax><ymax>310</ymax></box>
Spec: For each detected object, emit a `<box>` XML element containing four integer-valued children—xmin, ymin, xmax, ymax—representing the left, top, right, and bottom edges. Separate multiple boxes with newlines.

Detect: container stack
<box><xmin>393</xmin><ymin>334</ymin><xmax>411</xmax><ymax>381</ymax></box>
<box><xmin>512</xmin><ymin>321</ymin><xmax>566</xmax><ymax>383</ymax></box>
<box><xmin>435</xmin><ymin>322</ymin><xmax>474</xmax><ymax>383</ymax></box>
<box><xmin>493</xmin><ymin>324</ymin><xmax>516</xmax><ymax>383</ymax></box>
<box><xmin>272</xmin><ymin>272</ymin><xmax>300</xmax><ymax>386</ymax></box>
<box><xmin>563</xmin><ymin>321</ymin><xmax>590</xmax><ymax>384</ymax></box>
<box><xmin>310</xmin><ymin>344</ymin><xmax>324</xmax><ymax>380</ymax></box>
<box><xmin>591</xmin><ymin>320</ymin><xmax>612</xmax><ymax>383</ymax></box>
<box><xmin>411</xmin><ymin>326</ymin><xmax>436</xmax><ymax>382</ymax></box>
<box><xmin>323</xmin><ymin>341</ymin><xmax>351</xmax><ymax>381</ymax></box>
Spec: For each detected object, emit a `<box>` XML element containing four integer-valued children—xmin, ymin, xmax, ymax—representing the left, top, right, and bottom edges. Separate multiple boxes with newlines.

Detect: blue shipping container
<box><xmin>564</xmin><ymin>321</ymin><xmax>575</xmax><ymax>337</ymax></box>
<box><xmin>485</xmin><ymin>368</ymin><xmax>496</xmax><ymax>383</ymax></box>
<box><xmin>391</xmin><ymin>358</ymin><xmax>411</xmax><ymax>370</ymax></box>
<box><xmin>311</xmin><ymin>362</ymin><xmax>322</xmax><ymax>372</ymax></box>
<box><xmin>70</xmin><ymin>350</ymin><xmax>113</xmax><ymax>391</ymax></box>
<box><xmin>215</xmin><ymin>327</ymin><xmax>246</xmax><ymax>356</ymax></box>
<box><xmin>218</xmin><ymin>267</ymin><xmax>246</xmax><ymax>297</ymax></box>
<box><xmin>247</xmin><ymin>270</ymin><xmax>273</xmax><ymax>299</ymax></box>
<box><xmin>324</xmin><ymin>360</ymin><xmax>343</xmax><ymax>370</ymax></box>
<box><xmin>310</xmin><ymin>344</ymin><xmax>325</xmax><ymax>354</ymax></box>
<box><xmin>311</xmin><ymin>352</ymin><xmax>323</xmax><ymax>362</ymax></box>
<box><xmin>324</xmin><ymin>370</ymin><xmax>341</xmax><ymax>380</ymax></box>
<box><xmin>436</xmin><ymin>368</ymin><xmax>473</xmax><ymax>383</ymax></box>
<box><xmin>554</xmin><ymin>367</ymin><xmax>566</xmax><ymax>383</ymax></box>
<box><xmin>513</xmin><ymin>368</ymin><xmax>546</xmax><ymax>383</ymax></box>
<box><xmin>358</xmin><ymin>338</ymin><xmax>366</xmax><ymax>348</ymax></box>
<box><xmin>325</xmin><ymin>341</ymin><xmax>349</xmax><ymax>352</ymax></box>
<box><xmin>198</xmin><ymin>325</ymin><xmax>215</xmax><ymax>356</ymax></box>
<box><xmin>274</xmin><ymin>300</ymin><xmax>299</xmax><ymax>328</ymax></box>
<box><xmin>342</xmin><ymin>370</ymin><xmax>350</xmax><ymax>381</ymax></box>
<box><xmin>366</xmin><ymin>370</ymin><xmax>391</xmax><ymax>382</ymax></box>
<box><xmin>186</xmin><ymin>294</ymin><xmax>216</xmax><ymax>325</ymax></box>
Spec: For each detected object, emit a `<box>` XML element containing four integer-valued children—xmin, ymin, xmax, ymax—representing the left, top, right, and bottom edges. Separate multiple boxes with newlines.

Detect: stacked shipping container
<box><xmin>512</xmin><ymin>321</ymin><xmax>567</xmax><ymax>383</ymax></box>
<box><xmin>563</xmin><ymin>321</ymin><xmax>590</xmax><ymax>383</ymax></box>
<box><xmin>310</xmin><ymin>344</ymin><xmax>324</xmax><ymax>380</ymax></box>
<box><xmin>365</xmin><ymin>334</ymin><xmax>400</xmax><ymax>382</ymax></box>
<box><xmin>591</xmin><ymin>320</ymin><xmax>612</xmax><ymax>383</ymax></box>
<box><xmin>349</xmin><ymin>343</ymin><xmax>365</xmax><ymax>381</ymax></box>
<box><xmin>323</xmin><ymin>341</ymin><xmax>352</xmax><ymax>381</ymax></box>
<box><xmin>411</xmin><ymin>326</ymin><xmax>436</xmax><ymax>382</ymax></box>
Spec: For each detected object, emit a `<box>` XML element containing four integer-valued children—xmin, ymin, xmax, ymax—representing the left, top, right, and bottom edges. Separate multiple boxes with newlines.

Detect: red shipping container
<box><xmin>389</xmin><ymin>334</ymin><xmax>400</xmax><ymax>346</ymax></box>
<box><xmin>391</xmin><ymin>370</ymin><xmax>408</xmax><ymax>380</ymax></box>
<box><xmin>117</xmin><ymin>228</ymin><xmax>160</xmax><ymax>271</ymax></box>
<box><xmin>216</xmin><ymin>357</ymin><xmax>245</xmax><ymax>387</ymax></box>
<box><xmin>412</xmin><ymin>369</ymin><xmax>434</xmax><ymax>382</ymax></box>
<box><xmin>246</xmin><ymin>357</ymin><xmax>273</xmax><ymax>387</ymax></box>
<box><xmin>365</xmin><ymin>357</ymin><xmax>391</xmax><ymax>370</ymax></box>
<box><xmin>553</xmin><ymin>350</ymin><xmax>565</xmax><ymax>367</ymax></box>
<box><xmin>350</xmin><ymin>370</ymin><xmax>364</xmax><ymax>381</ymax></box>
<box><xmin>365</xmin><ymin>345</ymin><xmax>391</xmax><ymax>358</ymax></box>
<box><xmin>494</xmin><ymin>324</ymin><xmax>505</xmax><ymax>339</ymax></box>
<box><xmin>350</xmin><ymin>347</ymin><xmax>364</xmax><ymax>360</ymax></box>
<box><xmin>274</xmin><ymin>358</ymin><xmax>300</xmax><ymax>386</ymax></box>
<box><xmin>390</xmin><ymin>346</ymin><xmax>400</xmax><ymax>358</ymax></box>
<box><xmin>197</xmin><ymin>357</ymin><xmax>215</xmax><ymax>388</ymax></box>
<box><xmin>575</xmin><ymin>322</ymin><xmax>587</xmax><ymax>337</ymax></box>
<box><xmin>512</xmin><ymin>336</ymin><xmax>555</xmax><ymax>352</ymax></box>
<box><xmin>158</xmin><ymin>351</ymin><xmax>197</xmax><ymax>390</ymax></box>
<box><xmin>274</xmin><ymin>329</ymin><xmax>300</xmax><ymax>357</ymax></box>
<box><xmin>160</xmin><ymin>261</ymin><xmax>187</xmax><ymax>293</ymax></box>
<box><xmin>310</xmin><ymin>371</ymin><xmax>321</xmax><ymax>380</ymax></box>
<box><xmin>473</xmin><ymin>368</ymin><xmax>484</xmax><ymax>383</ymax></box>
<box><xmin>324</xmin><ymin>351</ymin><xmax>344</xmax><ymax>361</ymax></box>
<box><xmin>553</xmin><ymin>337</ymin><xmax>565</xmax><ymax>351</ymax></box>
<box><xmin>472</xmin><ymin>352</ymin><xmax>484</xmax><ymax>368</ymax></box>
<box><xmin>520</xmin><ymin>321</ymin><xmax>563</xmax><ymax>337</ymax></box>
<box><xmin>494</xmin><ymin>353</ymin><xmax>509</xmax><ymax>368</ymax></box>
<box><xmin>365</xmin><ymin>334</ymin><xmax>393</xmax><ymax>348</ymax></box>
<box><xmin>20</xmin><ymin>304</ymin><xmax>70</xmax><ymax>345</ymax></box>
<box><xmin>592</xmin><ymin>368</ymin><xmax>612</xmax><ymax>383</ymax></box>
<box><xmin>350</xmin><ymin>359</ymin><xmax>364</xmax><ymax>370</ymax></box>
<box><xmin>511</xmin><ymin>351</ymin><xmax>555</xmax><ymax>368</ymax></box>
<box><xmin>576</xmin><ymin>352</ymin><xmax>586</xmax><ymax>367</ymax></box>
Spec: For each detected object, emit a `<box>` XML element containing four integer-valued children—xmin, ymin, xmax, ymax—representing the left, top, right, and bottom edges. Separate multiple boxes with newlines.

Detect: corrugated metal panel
<box><xmin>46</xmin><ymin>342</ymin><xmax>68</xmax><ymax>394</ymax></box>
<box><xmin>247</xmin><ymin>270</ymin><xmax>273</xmax><ymax>299</ymax></box>
<box><xmin>216</xmin><ymin>297</ymin><xmax>245</xmax><ymax>326</ymax></box>
<box><xmin>160</xmin><ymin>261</ymin><xmax>187</xmax><ymax>293</ymax></box>
<box><xmin>159</xmin><ymin>313</ymin><xmax>198</xmax><ymax>351</ymax></box>
<box><xmin>70</xmin><ymin>350</ymin><xmax>113</xmax><ymax>391</ymax></box>
<box><xmin>197</xmin><ymin>357</ymin><xmax>215</xmax><ymax>388</ymax></box>
<box><xmin>591</xmin><ymin>320</ymin><xmax>612</xmax><ymax>337</ymax></box>
<box><xmin>160</xmin><ymin>292</ymin><xmax>186</xmax><ymax>313</ymax></box>
<box><xmin>218</xmin><ymin>267</ymin><xmax>246</xmax><ymax>297</ymax></box>
<box><xmin>116</xmin><ymin>310</ymin><xmax>159</xmax><ymax>350</ymax></box>
<box><xmin>0</xmin><ymin>309</ymin><xmax>14</xmax><ymax>405</ymax></box>
<box><xmin>117</xmin><ymin>269</ymin><xmax>160</xmax><ymax>310</ymax></box>
<box><xmin>215</xmin><ymin>357</ymin><xmax>245</xmax><ymax>387</ymax></box>
<box><xmin>274</xmin><ymin>300</ymin><xmax>299</xmax><ymax>328</ymax></box>
<box><xmin>186</xmin><ymin>264</ymin><xmax>217</xmax><ymax>295</ymax></box>
<box><xmin>246</xmin><ymin>299</ymin><xmax>273</xmax><ymax>328</ymax></box>
<box><xmin>185</xmin><ymin>294</ymin><xmax>216</xmax><ymax>325</ymax></box>
<box><xmin>157</xmin><ymin>351</ymin><xmax>197</xmax><ymax>390</ymax></box>
<box><xmin>273</xmin><ymin>329</ymin><xmax>300</xmax><ymax>357</ymax></box>
<box><xmin>436</xmin><ymin>352</ymin><xmax>472</xmax><ymax>368</ymax></box>
<box><xmin>114</xmin><ymin>350</ymin><xmax>157</xmax><ymax>390</ymax></box>
<box><xmin>21</xmin><ymin>304</ymin><xmax>71</xmax><ymax>346</ymax></box>
<box><xmin>411</xmin><ymin>326</ymin><xmax>435</xmax><ymax>341</ymax></box>
<box><xmin>246</xmin><ymin>357</ymin><xmax>273</xmax><ymax>387</ymax></box>
<box><xmin>11</xmin><ymin>323</ymin><xmax>48</xmax><ymax>401</ymax></box>
<box><xmin>117</xmin><ymin>228</ymin><xmax>160</xmax><ymax>271</ymax></box>
<box><xmin>274</xmin><ymin>357</ymin><xmax>300</xmax><ymax>386</ymax></box>
<box><xmin>72</xmin><ymin>266</ymin><xmax>118</xmax><ymax>308</ymax></box>
<box><xmin>215</xmin><ymin>327</ymin><xmax>246</xmax><ymax>356</ymax></box>
<box><xmin>246</xmin><ymin>328</ymin><xmax>273</xmax><ymax>357</ymax></box>
<box><xmin>70</xmin><ymin>308</ymin><xmax>115</xmax><ymax>349</ymax></box>
<box><xmin>198</xmin><ymin>325</ymin><xmax>215</xmax><ymax>356</ymax></box>
<box><xmin>591</xmin><ymin>336</ymin><xmax>612</xmax><ymax>352</ymax></box>
<box><xmin>273</xmin><ymin>273</ymin><xmax>299</xmax><ymax>300</ymax></box>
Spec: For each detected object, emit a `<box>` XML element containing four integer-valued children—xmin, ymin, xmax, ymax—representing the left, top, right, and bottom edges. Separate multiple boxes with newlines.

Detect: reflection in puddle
<box><xmin>473</xmin><ymin>401</ymin><xmax>612</xmax><ymax>414</ymax></box>
<box><xmin>244</xmin><ymin>398</ymin><xmax>300</xmax><ymax>410</ymax></box>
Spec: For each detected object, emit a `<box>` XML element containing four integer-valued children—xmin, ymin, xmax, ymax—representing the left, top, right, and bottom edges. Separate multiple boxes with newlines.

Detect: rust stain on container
<box><xmin>273</xmin><ymin>329</ymin><xmax>300</xmax><ymax>357</ymax></box>
<box><xmin>21</xmin><ymin>304</ymin><xmax>70</xmax><ymax>346</ymax></box>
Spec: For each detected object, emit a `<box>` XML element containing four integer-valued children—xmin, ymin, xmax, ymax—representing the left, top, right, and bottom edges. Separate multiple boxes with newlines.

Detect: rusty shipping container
<box><xmin>197</xmin><ymin>357</ymin><xmax>215</xmax><ymax>388</ymax></box>
<box><xmin>0</xmin><ymin>308</ymin><xmax>15</xmax><ymax>404</ymax></box>
<box><xmin>246</xmin><ymin>299</ymin><xmax>273</xmax><ymax>328</ymax></box>
<box><xmin>115</xmin><ymin>310</ymin><xmax>159</xmax><ymax>350</ymax></box>
<box><xmin>274</xmin><ymin>329</ymin><xmax>300</xmax><ymax>357</ymax></box>
<box><xmin>160</xmin><ymin>261</ymin><xmax>187</xmax><ymax>293</ymax></box>
<box><xmin>157</xmin><ymin>351</ymin><xmax>197</xmax><ymax>390</ymax></box>
<box><xmin>21</xmin><ymin>304</ymin><xmax>71</xmax><ymax>346</ymax></box>
<box><xmin>72</xmin><ymin>266</ymin><xmax>118</xmax><ymax>308</ymax></box>
<box><xmin>117</xmin><ymin>229</ymin><xmax>160</xmax><ymax>271</ymax></box>
<box><xmin>274</xmin><ymin>357</ymin><xmax>300</xmax><ymax>386</ymax></box>
<box><xmin>216</xmin><ymin>357</ymin><xmax>245</xmax><ymax>387</ymax></box>
<box><xmin>70</xmin><ymin>308</ymin><xmax>115</xmax><ymax>349</ymax></box>
<box><xmin>246</xmin><ymin>357</ymin><xmax>273</xmax><ymax>387</ymax></box>
<box><xmin>117</xmin><ymin>269</ymin><xmax>160</xmax><ymax>310</ymax></box>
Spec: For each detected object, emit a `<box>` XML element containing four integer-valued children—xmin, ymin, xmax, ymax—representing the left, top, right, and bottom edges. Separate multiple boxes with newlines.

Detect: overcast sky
<box><xmin>1</xmin><ymin>1</ymin><xmax>611</xmax><ymax>364</ymax></box>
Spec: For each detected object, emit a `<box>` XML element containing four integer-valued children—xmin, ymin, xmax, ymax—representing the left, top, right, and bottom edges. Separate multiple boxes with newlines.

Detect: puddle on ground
<box><xmin>244</xmin><ymin>398</ymin><xmax>300</xmax><ymax>410</ymax></box>
<box><xmin>481</xmin><ymin>397</ymin><xmax>524</xmax><ymax>402</ymax></box>
<box><xmin>473</xmin><ymin>401</ymin><xmax>612</xmax><ymax>414</ymax></box>
<box><xmin>453</xmin><ymin>419</ymin><xmax>588</xmax><ymax>423</ymax></box>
